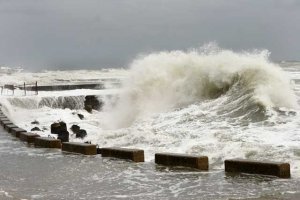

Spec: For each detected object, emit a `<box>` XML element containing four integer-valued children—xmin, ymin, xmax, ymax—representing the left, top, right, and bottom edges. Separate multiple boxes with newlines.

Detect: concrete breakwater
<box><xmin>24</xmin><ymin>83</ymin><xmax>104</xmax><ymax>91</ymax></box>
<box><xmin>0</xmin><ymin>108</ymin><xmax>292</xmax><ymax>178</ymax></box>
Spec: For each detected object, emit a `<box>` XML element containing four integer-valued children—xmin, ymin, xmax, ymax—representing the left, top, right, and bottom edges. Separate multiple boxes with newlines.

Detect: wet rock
<box><xmin>51</xmin><ymin>121</ymin><xmax>67</xmax><ymax>134</ymax></box>
<box><xmin>84</xmin><ymin>105</ymin><xmax>93</xmax><ymax>113</ymax></box>
<box><xmin>31</xmin><ymin>127</ymin><xmax>41</xmax><ymax>131</ymax></box>
<box><xmin>70</xmin><ymin>124</ymin><xmax>87</xmax><ymax>139</ymax></box>
<box><xmin>57</xmin><ymin>130</ymin><xmax>69</xmax><ymax>142</ymax></box>
<box><xmin>76</xmin><ymin>129</ymin><xmax>87</xmax><ymax>139</ymax></box>
<box><xmin>31</xmin><ymin>120</ymin><xmax>39</xmax><ymax>125</ymax></box>
<box><xmin>77</xmin><ymin>114</ymin><xmax>84</xmax><ymax>120</ymax></box>
<box><xmin>84</xmin><ymin>95</ymin><xmax>103</xmax><ymax>113</ymax></box>
<box><xmin>71</xmin><ymin>125</ymin><xmax>80</xmax><ymax>133</ymax></box>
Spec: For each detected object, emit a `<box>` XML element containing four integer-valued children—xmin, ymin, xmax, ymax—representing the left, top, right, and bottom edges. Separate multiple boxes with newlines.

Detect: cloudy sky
<box><xmin>0</xmin><ymin>0</ymin><xmax>299</xmax><ymax>70</ymax></box>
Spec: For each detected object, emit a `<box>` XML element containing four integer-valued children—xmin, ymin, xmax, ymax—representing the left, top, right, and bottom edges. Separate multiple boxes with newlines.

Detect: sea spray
<box><xmin>104</xmin><ymin>47</ymin><xmax>297</xmax><ymax>128</ymax></box>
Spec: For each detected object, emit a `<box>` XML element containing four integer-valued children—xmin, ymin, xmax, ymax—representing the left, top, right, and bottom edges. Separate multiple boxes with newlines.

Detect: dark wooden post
<box><xmin>24</xmin><ymin>82</ymin><xmax>26</xmax><ymax>96</ymax></box>
<box><xmin>35</xmin><ymin>81</ymin><xmax>38</xmax><ymax>95</ymax></box>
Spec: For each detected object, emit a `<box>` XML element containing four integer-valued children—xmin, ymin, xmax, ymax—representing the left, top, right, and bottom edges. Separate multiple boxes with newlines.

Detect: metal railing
<box><xmin>1</xmin><ymin>81</ymin><xmax>38</xmax><ymax>96</ymax></box>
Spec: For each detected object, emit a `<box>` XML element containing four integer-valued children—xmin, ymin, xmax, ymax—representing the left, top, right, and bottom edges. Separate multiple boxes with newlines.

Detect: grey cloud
<box><xmin>0</xmin><ymin>0</ymin><xmax>299</xmax><ymax>70</ymax></box>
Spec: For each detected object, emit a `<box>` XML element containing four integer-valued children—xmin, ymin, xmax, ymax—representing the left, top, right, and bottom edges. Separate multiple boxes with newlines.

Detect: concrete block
<box><xmin>155</xmin><ymin>153</ymin><xmax>209</xmax><ymax>170</ymax></box>
<box><xmin>1</xmin><ymin>120</ymin><xmax>13</xmax><ymax>126</ymax></box>
<box><xmin>224</xmin><ymin>159</ymin><xmax>291</xmax><ymax>178</ymax></box>
<box><xmin>0</xmin><ymin>117</ymin><xmax>9</xmax><ymax>121</ymax></box>
<box><xmin>10</xmin><ymin>127</ymin><xmax>27</xmax><ymax>137</ymax></box>
<box><xmin>34</xmin><ymin>137</ymin><xmax>62</xmax><ymax>148</ymax></box>
<box><xmin>100</xmin><ymin>147</ymin><xmax>144</xmax><ymax>162</ymax></box>
<box><xmin>62</xmin><ymin>142</ymin><xmax>97</xmax><ymax>155</ymax></box>
<box><xmin>19</xmin><ymin>132</ymin><xmax>40</xmax><ymax>143</ymax></box>
<box><xmin>4</xmin><ymin>124</ymin><xmax>19</xmax><ymax>132</ymax></box>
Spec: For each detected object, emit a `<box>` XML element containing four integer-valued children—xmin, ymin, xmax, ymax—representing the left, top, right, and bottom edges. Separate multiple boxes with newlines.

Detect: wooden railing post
<box><xmin>35</xmin><ymin>81</ymin><xmax>38</xmax><ymax>95</ymax></box>
<box><xmin>24</xmin><ymin>82</ymin><xmax>26</xmax><ymax>96</ymax></box>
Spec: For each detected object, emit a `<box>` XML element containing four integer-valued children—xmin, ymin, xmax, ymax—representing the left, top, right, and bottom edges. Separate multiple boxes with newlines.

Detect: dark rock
<box><xmin>84</xmin><ymin>105</ymin><xmax>93</xmax><ymax>113</ymax></box>
<box><xmin>31</xmin><ymin>120</ymin><xmax>39</xmax><ymax>125</ymax></box>
<box><xmin>76</xmin><ymin>129</ymin><xmax>87</xmax><ymax>139</ymax></box>
<box><xmin>77</xmin><ymin>114</ymin><xmax>84</xmax><ymax>120</ymax></box>
<box><xmin>57</xmin><ymin>130</ymin><xmax>69</xmax><ymax>142</ymax></box>
<box><xmin>31</xmin><ymin>127</ymin><xmax>41</xmax><ymax>131</ymax></box>
<box><xmin>84</xmin><ymin>141</ymin><xmax>91</xmax><ymax>144</ymax></box>
<box><xmin>71</xmin><ymin>124</ymin><xmax>80</xmax><ymax>133</ymax></box>
<box><xmin>51</xmin><ymin>121</ymin><xmax>67</xmax><ymax>134</ymax></box>
<box><xmin>84</xmin><ymin>95</ymin><xmax>103</xmax><ymax>113</ymax></box>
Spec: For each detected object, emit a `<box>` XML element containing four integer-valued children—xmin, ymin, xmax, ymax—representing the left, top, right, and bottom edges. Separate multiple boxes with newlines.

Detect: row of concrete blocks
<box><xmin>0</xmin><ymin>111</ymin><xmax>291</xmax><ymax>178</ymax></box>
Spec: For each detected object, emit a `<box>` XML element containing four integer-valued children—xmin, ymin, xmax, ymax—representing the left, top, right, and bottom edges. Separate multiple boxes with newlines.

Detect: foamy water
<box><xmin>1</xmin><ymin>47</ymin><xmax>300</xmax><ymax>180</ymax></box>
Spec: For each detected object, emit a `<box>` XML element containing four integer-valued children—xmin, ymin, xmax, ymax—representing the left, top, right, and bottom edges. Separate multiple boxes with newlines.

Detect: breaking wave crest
<box><xmin>106</xmin><ymin>46</ymin><xmax>297</xmax><ymax>128</ymax></box>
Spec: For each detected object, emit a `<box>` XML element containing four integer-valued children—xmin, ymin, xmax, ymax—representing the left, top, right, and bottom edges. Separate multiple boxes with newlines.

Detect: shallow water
<box><xmin>0</xmin><ymin>128</ymin><xmax>300</xmax><ymax>200</ymax></box>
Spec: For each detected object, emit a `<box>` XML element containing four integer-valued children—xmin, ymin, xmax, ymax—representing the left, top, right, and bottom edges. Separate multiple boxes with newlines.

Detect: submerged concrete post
<box><xmin>100</xmin><ymin>147</ymin><xmax>144</xmax><ymax>162</ymax></box>
<box><xmin>62</xmin><ymin>142</ymin><xmax>97</xmax><ymax>155</ymax></box>
<box><xmin>224</xmin><ymin>159</ymin><xmax>291</xmax><ymax>178</ymax></box>
<box><xmin>155</xmin><ymin>153</ymin><xmax>209</xmax><ymax>170</ymax></box>
<box><xmin>34</xmin><ymin>137</ymin><xmax>62</xmax><ymax>148</ymax></box>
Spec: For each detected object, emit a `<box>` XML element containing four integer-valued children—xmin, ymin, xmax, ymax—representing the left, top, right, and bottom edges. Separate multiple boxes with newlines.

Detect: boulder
<box><xmin>71</xmin><ymin>124</ymin><xmax>80</xmax><ymax>133</ymax></box>
<box><xmin>31</xmin><ymin>120</ymin><xmax>39</xmax><ymax>125</ymax></box>
<box><xmin>77</xmin><ymin>114</ymin><xmax>84</xmax><ymax>120</ymax></box>
<box><xmin>76</xmin><ymin>129</ymin><xmax>87</xmax><ymax>139</ymax></box>
<box><xmin>57</xmin><ymin>130</ymin><xmax>69</xmax><ymax>142</ymax></box>
<box><xmin>71</xmin><ymin>124</ymin><xmax>87</xmax><ymax>139</ymax></box>
<box><xmin>31</xmin><ymin>127</ymin><xmax>41</xmax><ymax>131</ymax></box>
<box><xmin>84</xmin><ymin>95</ymin><xmax>103</xmax><ymax>113</ymax></box>
<box><xmin>51</xmin><ymin>121</ymin><xmax>67</xmax><ymax>134</ymax></box>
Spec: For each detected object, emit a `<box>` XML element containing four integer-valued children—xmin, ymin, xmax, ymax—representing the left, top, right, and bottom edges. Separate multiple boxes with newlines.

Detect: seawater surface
<box><xmin>0</xmin><ymin>127</ymin><xmax>299</xmax><ymax>200</ymax></box>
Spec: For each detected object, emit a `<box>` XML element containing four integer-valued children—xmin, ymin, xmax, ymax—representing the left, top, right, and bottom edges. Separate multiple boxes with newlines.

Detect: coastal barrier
<box><xmin>0</xmin><ymin>108</ymin><xmax>293</xmax><ymax>179</ymax></box>
<box><xmin>31</xmin><ymin>83</ymin><xmax>104</xmax><ymax>91</ymax></box>
<box><xmin>155</xmin><ymin>153</ymin><xmax>209</xmax><ymax>170</ymax></box>
<box><xmin>1</xmin><ymin>82</ymin><xmax>104</xmax><ymax>96</ymax></box>
<box><xmin>62</xmin><ymin>142</ymin><xmax>97</xmax><ymax>155</ymax></box>
<box><xmin>34</xmin><ymin>137</ymin><xmax>62</xmax><ymax>148</ymax></box>
<box><xmin>225</xmin><ymin>159</ymin><xmax>291</xmax><ymax>178</ymax></box>
<box><xmin>99</xmin><ymin>147</ymin><xmax>145</xmax><ymax>162</ymax></box>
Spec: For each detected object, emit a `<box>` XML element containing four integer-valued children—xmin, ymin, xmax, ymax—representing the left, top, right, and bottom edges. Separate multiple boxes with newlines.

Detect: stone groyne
<box><xmin>0</xmin><ymin>107</ymin><xmax>291</xmax><ymax>178</ymax></box>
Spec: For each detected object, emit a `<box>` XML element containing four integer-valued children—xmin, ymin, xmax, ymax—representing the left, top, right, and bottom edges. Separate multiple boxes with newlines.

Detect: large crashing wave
<box><xmin>106</xmin><ymin>47</ymin><xmax>297</xmax><ymax>128</ymax></box>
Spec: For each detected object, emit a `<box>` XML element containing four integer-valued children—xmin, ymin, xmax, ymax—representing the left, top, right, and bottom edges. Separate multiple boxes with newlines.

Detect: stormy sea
<box><xmin>0</xmin><ymin>48</ymin><xmax>300</xmax><ymax>199</ymax></box>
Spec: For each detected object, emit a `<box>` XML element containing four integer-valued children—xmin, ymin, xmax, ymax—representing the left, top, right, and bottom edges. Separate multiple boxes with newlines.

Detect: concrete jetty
<box><xmin>225</xmin><ymin>159</ymin><xmax>291</xmax><ymax>178</ymax></box>
<box><xmin>155</xmin><ymin>153</ymin><xmax>209</xmax><ymax>170</ymax></box>
<box><xmin>19</xmin><ymin>132</ymin><xmax>40</xmax><ymax>143</ymax></box>
<box><xmin>34</xmin><ymin>137</ymin><xmax>62</xmax><ymax>148</ymax></box>
<box><xmin>62</xmin><ymin>142</ymin><xmax>97</xmax><ymax>155</ymax></box>
<box><xmin>10</xmin><ymin>127</ymin><xmax>27</xmax><ymax>137</ymax></box>
<box><xmin>100</xmin><ymin>147</ymin><xmax>145</xmax><ymax>162</ymax></box>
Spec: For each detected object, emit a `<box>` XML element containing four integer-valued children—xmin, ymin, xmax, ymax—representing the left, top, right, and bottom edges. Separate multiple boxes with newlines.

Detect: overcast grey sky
<box><xmin>0</xmin><ymin>0</ymin><xmax>299</xmax><ymax>70</ymax></box>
